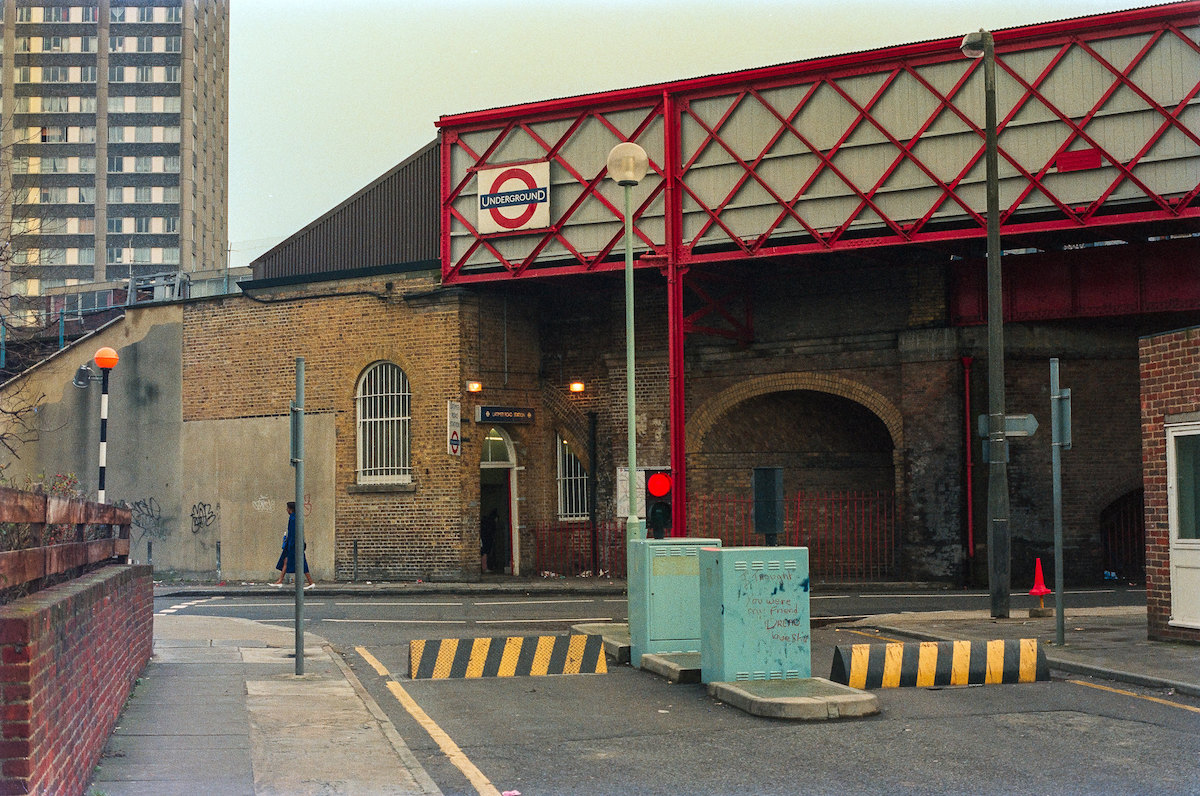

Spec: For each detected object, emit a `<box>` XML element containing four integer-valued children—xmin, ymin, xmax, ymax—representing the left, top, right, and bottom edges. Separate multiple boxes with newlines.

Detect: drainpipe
<box><xmin>962</xmin><ymin>356</ymin><xmax>975</xmax><ymax>559</ymax></box>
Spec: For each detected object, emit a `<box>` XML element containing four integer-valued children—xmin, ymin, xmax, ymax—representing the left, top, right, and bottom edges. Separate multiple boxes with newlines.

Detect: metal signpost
<box><xmin>290</xmin><ymin>358</ymin><xmax>305</xmax><ymax>674</ymax></box>
<box><xmin>1050</xmin><ymin>358</ymin><xmax>1072</xmax><ymax>646</ymax></box>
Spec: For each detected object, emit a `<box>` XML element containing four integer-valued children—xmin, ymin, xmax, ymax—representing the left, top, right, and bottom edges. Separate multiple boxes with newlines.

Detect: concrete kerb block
<box><xmin>707</xmin><ymin>678</ymin><xmax>880</xmax><ymax>720</ymax></box>
<box><xmin>640</xmin><ymin>652</ymin><xmax>701</xmax><ymax>683</ymax></box>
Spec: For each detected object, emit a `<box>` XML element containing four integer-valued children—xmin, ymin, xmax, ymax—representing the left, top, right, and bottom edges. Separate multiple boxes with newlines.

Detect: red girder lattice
<box><xmin>442</xmin><ymin>101</ymin><xmax>667</xmax><ymax>283</ymax></box>
<box><xmin>439</xmin><ymin>3</ymin><xmax>1200</xmax><ymax>283</ymax></box>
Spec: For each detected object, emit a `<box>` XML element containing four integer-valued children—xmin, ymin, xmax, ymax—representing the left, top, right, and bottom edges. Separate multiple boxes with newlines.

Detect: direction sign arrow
<box><xmin>1003</xmin><ymin>413</ymin><xmax>1039</xmax><ymax>438</ymax></box>
<box><xmin>978</xmin><ymin>413</ymin><xmax>1039</xmax><ymax>439</ymax></box>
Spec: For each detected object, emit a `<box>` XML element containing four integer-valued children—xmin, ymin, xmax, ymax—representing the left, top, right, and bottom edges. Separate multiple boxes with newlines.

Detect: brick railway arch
<box><xmin>686</xmin><ymin>372</ymin><xmax>906</xmax><ymax>495</ymax></box>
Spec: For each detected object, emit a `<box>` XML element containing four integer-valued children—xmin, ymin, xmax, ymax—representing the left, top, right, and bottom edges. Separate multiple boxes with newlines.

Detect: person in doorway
<box><xmin>272</xmin><ymin>501</ymin><xmax>314</xmax><ymax>589</ymax></box>
<box><xmin>480</xmin><ymin>508</ymin><xmax>499</xmax><ymax>573</ymax></box>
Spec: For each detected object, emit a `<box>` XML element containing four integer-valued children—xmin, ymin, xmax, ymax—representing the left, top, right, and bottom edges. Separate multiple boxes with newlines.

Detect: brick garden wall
<box><xmin>0</xmin><ymin>565</ymin><xmax>153</xmax><ymax>796</ymax></box>
<box><xmin>1139</xmin><ymin>326</ymin><xmax>1200</xmax><ymax>644</ymax></box>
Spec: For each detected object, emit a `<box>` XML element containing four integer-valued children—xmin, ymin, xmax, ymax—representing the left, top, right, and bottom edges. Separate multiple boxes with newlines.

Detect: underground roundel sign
<box><xmin>477</xmin><ymin>161</ymin><xmax>550</xmax><ymax>235</ymax></box>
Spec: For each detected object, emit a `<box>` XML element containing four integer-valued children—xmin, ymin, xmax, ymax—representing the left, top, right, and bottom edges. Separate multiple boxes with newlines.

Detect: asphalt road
<box><xmin>154</xmin><ymin>588</ymin><xmax>1198</xmax><ymax>796</ymax></box>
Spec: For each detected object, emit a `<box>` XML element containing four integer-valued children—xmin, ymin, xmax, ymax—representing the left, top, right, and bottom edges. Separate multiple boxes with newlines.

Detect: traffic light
<box><xmin>645</xmin><ymin>469</ymin><xmax>672</xmax><ymax>539</ymax></box>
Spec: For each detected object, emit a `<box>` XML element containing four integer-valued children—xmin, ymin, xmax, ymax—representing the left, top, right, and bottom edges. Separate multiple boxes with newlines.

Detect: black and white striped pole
<box><xmin>93</xmin><ymin>347</ymin><xmax>119</xmax><ymax>504</ymax></box>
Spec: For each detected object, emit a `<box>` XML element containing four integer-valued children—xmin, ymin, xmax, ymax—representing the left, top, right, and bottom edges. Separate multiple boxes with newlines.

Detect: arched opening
<box><xmin>1100</xmin><ymin>487</ymin><xmax>1145</xmax><ymax>584</ymax></box>
<box><xmin>689</xmin><ymin>387</ymin><xmax>898</xmax><ymax>581</ymax></box>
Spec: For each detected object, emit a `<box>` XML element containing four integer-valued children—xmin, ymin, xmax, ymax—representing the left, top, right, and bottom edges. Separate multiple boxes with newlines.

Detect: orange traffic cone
<box><xmin>1029</xmin><ymin>557</ymin><xmax>1052</xmax><ymax>610</ymax></box>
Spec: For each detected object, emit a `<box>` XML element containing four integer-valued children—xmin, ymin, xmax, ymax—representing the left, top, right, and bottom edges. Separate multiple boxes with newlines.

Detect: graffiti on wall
<box><xmin>130</xmin><ymin>496</ymin><xmax>167</xmax><ymax>546</ymax></box>
<box><xmin>190</xmin><ymin>502</ymin><xmax>219</xmax><ymax>534</ymax></box>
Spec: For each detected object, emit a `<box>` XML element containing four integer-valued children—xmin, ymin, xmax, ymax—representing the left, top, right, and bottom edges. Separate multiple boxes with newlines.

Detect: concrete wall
<box><xmin>180</xmin><ymin>413</ymin><xmax>335</xmax><ymax>581</ymax></box>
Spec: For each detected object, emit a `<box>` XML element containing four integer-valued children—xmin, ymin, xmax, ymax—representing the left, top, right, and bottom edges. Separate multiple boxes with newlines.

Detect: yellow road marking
<box><xmin>466</xmin><ymin>637</ymin><xmax>491</xmax><ymax>679</ymax></box>
<box><xmin>985</xmin><ymin>639</ymin><xmax>1005</xmax><ymax>684</ymax></box>
<box><xmin>1070</xmin><ymin>679</ymin><xmax>1200</xmax><ymax>714</ymax></box>
<box><xmin>849</xmin><ymin>645</ymin><xmax>870</xmax><ymax>689</ymax></box>
<box><xmin>356</xmin><ymin>646</ymin><xmax>501</xmax><ymax>796</ymax></box>
<box><xmin>840</xmin><ymin>628</ymin><xmax>905</xmax><ymax>643</ymax></box>
<box><xmin>1019</xmin><ymin>638</ymin><xmax>1038</xmax><ymax>682</ymax></box>
<box><xmin>951</xmin><ymin>640</ymin><xmax>971</xmax><ymax>686</ymax></box>
<box><xmin>498</xmin><ymin>636</ymin><xmax>522</xmax><ymax>677</ymax></box>
<box><xmin>882</xmin><ymin>642</ymin><xmax>904</xmax><ymax>688</ymax></box>
<box><xmin>916</xmin><ymin>641</ymin><xmax>939</xmax><ymax>687</ymax></box>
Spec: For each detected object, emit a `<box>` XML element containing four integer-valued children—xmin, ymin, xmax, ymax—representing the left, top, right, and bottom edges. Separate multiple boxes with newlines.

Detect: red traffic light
<box><xmin>647</xmin><ymin>472</ymin><xmax>672</xmax><ymax>497</ymax></box>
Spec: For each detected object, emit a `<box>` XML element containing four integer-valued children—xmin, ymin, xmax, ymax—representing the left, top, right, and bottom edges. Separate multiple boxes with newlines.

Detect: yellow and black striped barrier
<box><xmin>830</xmin><ymin>639</ymin><xmax>1049</xmax><ymax>689</ymax></box>
<box><xmin>410</xmin><ymin>634</ymin><xmax>607</xmax><ymax>679</ymax></box>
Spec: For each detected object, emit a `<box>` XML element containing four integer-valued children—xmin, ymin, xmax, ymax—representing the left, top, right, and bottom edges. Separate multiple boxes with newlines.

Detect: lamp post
<box><xmin>607</xmin><ymin>141</ymin><xmax>650</xmax><ymax>546</ymax></box>
<box><xmin>93</xmin><ymin>346</ymin><xmax>119</xmax><ymax>504</ymax></box>
<box><xmin>962</xmin><ymin>29</ymin><xmax>1010</xmax><ymax>618</ymax></box>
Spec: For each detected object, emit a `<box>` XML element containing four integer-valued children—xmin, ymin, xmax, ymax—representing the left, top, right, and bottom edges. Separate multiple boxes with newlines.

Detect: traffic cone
<box><xmin>1029</xmin><ymin>557</ymin><xmax>1052</xmax><ymax>616</ymax></box>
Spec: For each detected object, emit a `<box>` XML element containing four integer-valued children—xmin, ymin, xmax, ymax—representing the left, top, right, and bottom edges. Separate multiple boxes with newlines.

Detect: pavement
<box><xmin>86</xmin><ymin>580</ymin><xmax>1200</xmax><ymax>795</ymax></box>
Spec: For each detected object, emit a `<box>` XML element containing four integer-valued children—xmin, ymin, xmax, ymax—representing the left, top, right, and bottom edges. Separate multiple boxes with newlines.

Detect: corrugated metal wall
<box><xmin>251</xmin><ymin>140</ymin><xmax>439</xmax><ymax>281</ymax></box>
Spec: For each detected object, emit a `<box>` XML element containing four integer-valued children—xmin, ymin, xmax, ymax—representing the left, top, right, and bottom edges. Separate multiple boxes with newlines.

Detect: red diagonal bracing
<box><xmin>1072</xmin><ymin>27</ymin><xmax>1200</xmax><ymax>219</ymax></box>
<box><xmin>445</xmin><ymin>102</ymin><xmax>666</xmax><ymax>280</ymax></box>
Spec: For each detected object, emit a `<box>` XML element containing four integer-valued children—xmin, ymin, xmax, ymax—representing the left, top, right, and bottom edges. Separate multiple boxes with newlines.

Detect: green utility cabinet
<box><xmin>699</xmin><ymin>546</ymin><xmax>811</xmax><ymax>683</ymax></box>
<box><xmin>627</xmin><ymin>538</ymin><xmax>721</xmax><ymax>667</ymax></box>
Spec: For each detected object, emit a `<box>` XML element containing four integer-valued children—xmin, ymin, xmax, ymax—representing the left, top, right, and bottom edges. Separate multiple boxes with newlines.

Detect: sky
<box><xmin>228</xmin><ymin>0</ymin><xmax>1150</xmax><ymax>269</ymax></box>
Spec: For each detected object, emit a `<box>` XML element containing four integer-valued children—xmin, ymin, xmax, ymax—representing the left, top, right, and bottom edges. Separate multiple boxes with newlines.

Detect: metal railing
<box><xmin>689</xmin><ymin>491</ymin><xmax>899</xmax><ymax>582</ymax></box>
<box><xmin>531</xmin><ymin>520</ymin><xmax>626</xmax><ymax>579</ymax></box>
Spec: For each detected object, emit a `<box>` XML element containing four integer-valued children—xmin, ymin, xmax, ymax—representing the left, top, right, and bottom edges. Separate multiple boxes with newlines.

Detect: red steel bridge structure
<box><xmin>438</xmin><ymin>2</ymin><xmax>1200</xmax><ymax>534</ymax></box>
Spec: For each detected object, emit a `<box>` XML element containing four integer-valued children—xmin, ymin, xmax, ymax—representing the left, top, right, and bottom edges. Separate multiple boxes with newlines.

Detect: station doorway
<box><xmin>480</xmin><ymin>426</ymin><xmax>520</xmax><ymax>575</ymax></box>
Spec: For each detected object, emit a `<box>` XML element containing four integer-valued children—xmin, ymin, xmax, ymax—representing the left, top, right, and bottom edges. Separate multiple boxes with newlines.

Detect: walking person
<box><xmin>272</xmin><ymin>501</ymin><xmax>314</xmax><ymax>588</ymax></box>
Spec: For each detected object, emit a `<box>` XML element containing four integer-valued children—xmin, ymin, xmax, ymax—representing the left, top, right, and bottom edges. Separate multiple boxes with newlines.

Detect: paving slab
<box><xmin>707</xmin><ymin>677</ymin><xmax>880</xmax><ymax>720</ymax></box>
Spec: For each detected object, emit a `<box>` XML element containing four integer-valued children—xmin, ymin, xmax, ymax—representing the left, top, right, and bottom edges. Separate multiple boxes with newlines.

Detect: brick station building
<box><xmin>3</xmin><ymin>4</ymin><xmax>1198</xmax><ymax>605</ymax></box>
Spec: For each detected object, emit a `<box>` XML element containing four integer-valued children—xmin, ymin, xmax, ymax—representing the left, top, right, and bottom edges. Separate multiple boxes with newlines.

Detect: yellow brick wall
<box><xmin>182</xmin><ymin>273</ymin><xmax>480</xmax><ymax>579</ymax></box>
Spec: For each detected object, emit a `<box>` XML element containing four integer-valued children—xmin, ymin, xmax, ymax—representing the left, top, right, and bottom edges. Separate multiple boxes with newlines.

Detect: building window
<box><xmin>137</xmin><ymin>36</ymin><xmax>154</xmax><ymax>52</ymax></box>
<box><xmin>80</xmin><ymin>66</ymin><xmax>97</xmax><ymax>83</ymax></box>
<box><xmin>136</xmin><ymin>66</ymin><xmax>154</xmax><ymax>83</ymax></box>
<box><xmin>108</xmin><ymin>156</ymin><xmax>124</xmax><ymax>172</ymax></box>
<box><xmin>108</xmin><ymin>126</ymin><xmax>125</xmax><ymax>143</ymax></box>
<box><xmin>138</xmin><ymin>6</ymin><xmax>154</xmax><ymax>22</ymax></box>
<box><xmin>135</xmin><ymin>156</ymin><xmax>152</xmax><ymax>173</ymax></box>
<box><xmin>78</xmin><ymin>186</ymin><xmax>96</xmax><ymax>204</ymax></box>
<box><xmin>107</xmin><ymin>247</ymin><xmax>125</xmax><ymax>263</ymax></box>
<box><xmin>43</xmin><ymin>67</ymin><xmax>69</xmax><ymax>83</ymax></box>
<box><xmin>164</xmin><ymin>66</ymin><xmax>180</xmax><ymax>83</ymax></box>
<box><xmin>82</xmin><ymin>7</ymin><xmax>98</xmax><ymax>23</ymax></box>
<box><xmin>166</xmin><ymin>6</ymin><xmax>181</xmax><ymax>22</ymax></box>
<box><xmin>355</xmin><ymin>362</ymin><xmax>412</xmax><ymax>484</ymax></box>
<box><xmin>1169</xmin><ymin>425</ymin><xmax>1200</xmax><ymax>541</ymax></box>
<box><xmin>107</xmin><ymin>218</ymin><xmax>124</xmax><ymax>233</ymax></box>
<box><xmin>135</xmin><ymin>217</ymin><xmax>152</xmax><ymax>233</ymax></box>
<box><xmin>45</xmin><ymin>7</ymin><xmax>68</xmax><ymax>22</ymax></box>
<box><xmin>162</xmin><ymin>247</ymin><xmax>179</xmax><ymax>263</ymax></box>
<box><xmin>135</xmin><ymin>126</ymin><xmax>153</xmax><ymax>142</ymax></box>
<box><xmin>107</xmin><ymin>186</ymin><xmax>124</xmax><ymax>203</ymax></box>
<box><xmin>17</xmin><ymin>7</ymin><xmax>32</xmax><ymax>22</ymax></box>
<box><xmin>165</xmin><ymin>36</ymin><xmax>181</xmax><ymax>53</ymax></box>
<box><xmin>110</xmin><ymin>7</ymin><xmax>125</xmax><ymax>22</ymax></box>
<box><xmin>80</xmin><ymin>36</ymin><xmax>97</xmax><ymax>53</ymax></box>
<box><xmin>165</xmin><ymin>216</ymin><xmax>179</xmax><ymax>232</ymax></box>
<box><xmin>135</xmin><ymin>186</ymin><xmax>152</xmax><ymax>203</ymax></box>
<box><xmin>77</xmin><ymin>247</ymin><xmax>96</xmax><ymax>265</ymax></box>
<box><xmin>557</xmin><ymin>434</ymin><xmax>590</xmax><ymax>520</ymax></box>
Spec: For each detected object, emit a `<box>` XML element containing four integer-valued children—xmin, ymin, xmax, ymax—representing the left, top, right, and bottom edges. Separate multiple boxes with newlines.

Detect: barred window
<box><xmin>356</xmin><ymin>362</ymin><xmax>411</xmax><ymax>484</ymax></box>
<box><xmin>556</xmin><ymin>434</ymin><xmax>589</xmax><ymax>520</ymax></box>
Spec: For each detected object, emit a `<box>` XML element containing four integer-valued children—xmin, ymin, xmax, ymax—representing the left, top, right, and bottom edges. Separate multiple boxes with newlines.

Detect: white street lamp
<box><xmin>607</xmin><ymin>141</ymin><xmax>649</xmax><ymax>546</ymax></box>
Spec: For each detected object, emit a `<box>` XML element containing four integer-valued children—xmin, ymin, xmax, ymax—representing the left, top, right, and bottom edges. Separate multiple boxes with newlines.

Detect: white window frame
<box><xmin>556</xmin><ymin>434</ymin><xmax>589</xmax><ymax>521</ymax></box>
<box><xmin>355</xmin><ymin>362</ymin><xmax>412</xmax><ymax>485</ymax></box>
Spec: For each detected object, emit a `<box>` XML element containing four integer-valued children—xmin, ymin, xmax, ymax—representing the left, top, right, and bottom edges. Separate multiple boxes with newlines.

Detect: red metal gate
<box><xmin>689</xmin><ymin>491</ymin><xmax>898</xmax><ymax>582</ymax></box>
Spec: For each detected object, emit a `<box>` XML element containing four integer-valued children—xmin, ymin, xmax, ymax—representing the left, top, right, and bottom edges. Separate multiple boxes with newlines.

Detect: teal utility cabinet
<box><xmin>699</xmin><ymin>546</ymin><xmax>811</xmax><ymax>683</ymax></box>
<box><xmin>627</xmin><ymin>538</ymin><xmax>721</xmax><ymax>667</ymax></box>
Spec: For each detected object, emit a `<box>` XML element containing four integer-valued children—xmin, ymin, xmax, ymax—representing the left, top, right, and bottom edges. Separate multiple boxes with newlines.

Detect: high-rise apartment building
<box><xmin>0</xmin><ymin>0</ymin><xmax>228</xmax><ymax>319</ymax></box>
